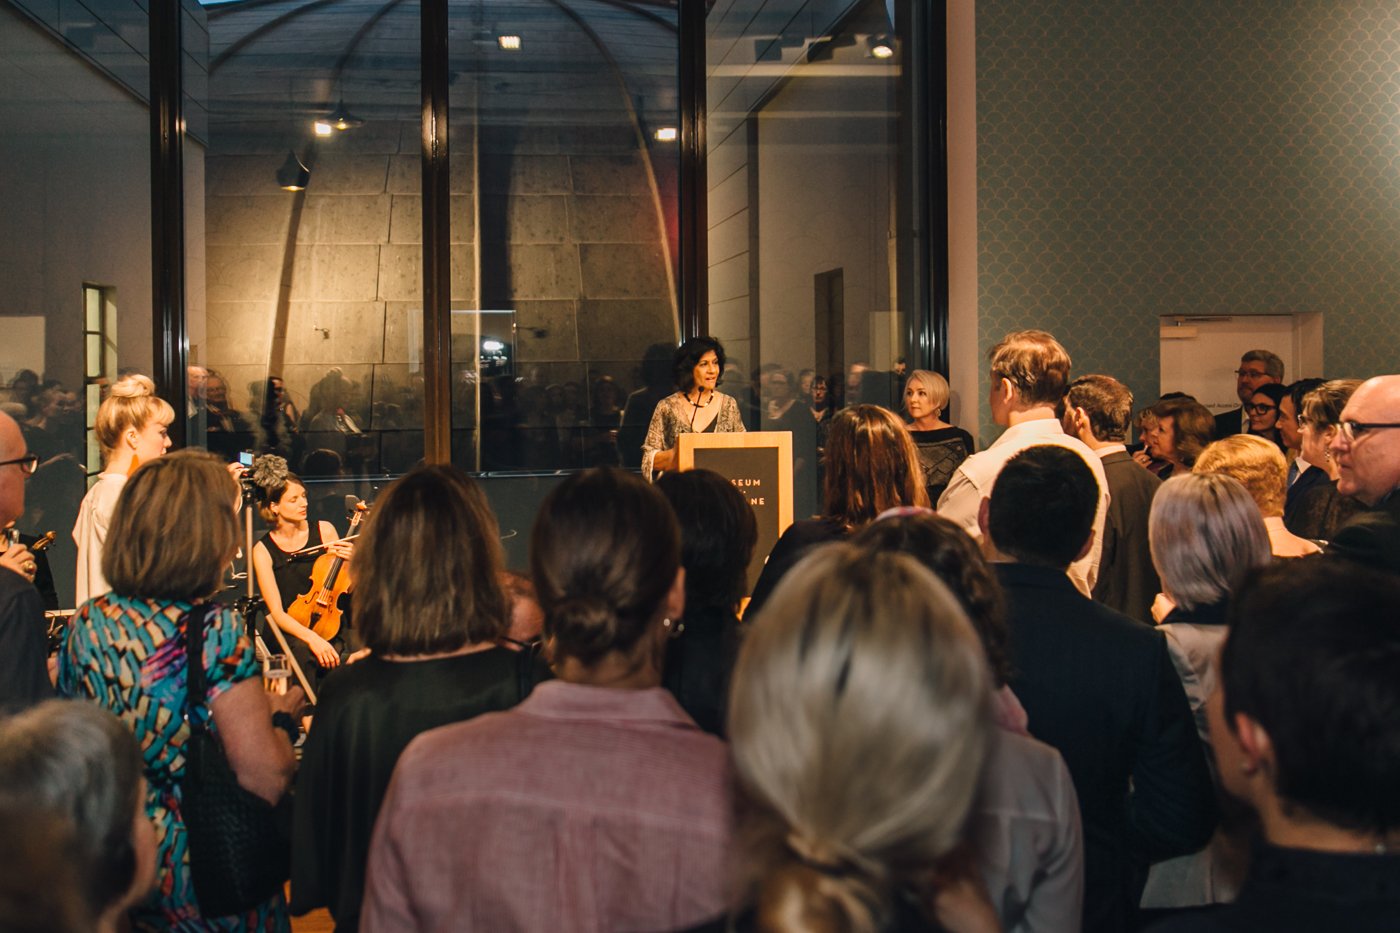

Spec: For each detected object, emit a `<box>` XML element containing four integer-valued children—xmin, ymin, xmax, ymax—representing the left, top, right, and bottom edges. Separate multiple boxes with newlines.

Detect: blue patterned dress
<box><xmin>58</xmin><ymin>593</ymin><xmax>291</xmax><ymax>932</ymax></box>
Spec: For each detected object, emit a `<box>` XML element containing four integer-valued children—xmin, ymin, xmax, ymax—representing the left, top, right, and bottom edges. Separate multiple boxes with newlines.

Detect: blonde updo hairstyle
<box><xmin>731</xmin><ymin>545</ymin><xmax>992</xmax><ymax>932</ymax></box>
<box><xmin>93</xmin><ymin>375</ymin><xmax>175</xmax><ymax>461</ymax></box>
<box><xmin>1194</xmin><ymin>434</ymin><xmax>1290</xmax><ymax>518</ymax></box>
<box><xmin>530</xmin><ymin>468</ymin><xmax>680</xmax><ymax>667</ymax></box>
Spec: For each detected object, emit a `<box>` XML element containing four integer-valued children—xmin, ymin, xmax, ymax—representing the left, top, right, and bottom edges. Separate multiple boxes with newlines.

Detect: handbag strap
<box><xmin>183</xmin><ymin>602</ymin><xmax>219</xmax><ymax>734</ymax></box>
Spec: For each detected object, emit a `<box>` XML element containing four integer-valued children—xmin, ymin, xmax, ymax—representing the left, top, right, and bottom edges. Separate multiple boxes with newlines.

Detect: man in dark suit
<box><xmin>1213</xmin><ymin>350</ymin><xmax>1283</xmax><ymax>439</ymax></box>
<box><xmin>1326</xmin><ymin>375</ymin><xmax>1400</xmax><ymax>575</ymax></box>
<box><xmin>1065</xmin><ymin>375</ymin><xmax>1162</xmax><ymax>623</ymax></box>
<box><xmin>0</xmin><ymin>412</ymin><xmax>51</xmax><ymax>714</ymax></box>
<box><xmin>981</xmin><ymin>446</ymin><xmax>1217</xmax><ymax>933</ymax></box>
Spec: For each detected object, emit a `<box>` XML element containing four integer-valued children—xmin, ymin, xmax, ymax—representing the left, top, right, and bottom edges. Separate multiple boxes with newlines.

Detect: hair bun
<box><xmin>251</xmin><ymin>454</ymin><xmax>290</xmax><ymax>491</ymax></box>
<box><xmin>548</xmin><ymin>594</ymin><xmax>620</xmax><ymax>655</ymax></box>
<box><xmin>109</xmin><ymin>374</ymin><xmax>156</xmax><ymax>399</ymax></box>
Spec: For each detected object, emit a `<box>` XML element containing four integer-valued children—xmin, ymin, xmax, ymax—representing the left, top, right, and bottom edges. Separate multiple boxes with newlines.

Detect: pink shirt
<box><xmin>361</xmin><ymin>680</ymin><xmax>733</xmax><ymax>933</ymax></box>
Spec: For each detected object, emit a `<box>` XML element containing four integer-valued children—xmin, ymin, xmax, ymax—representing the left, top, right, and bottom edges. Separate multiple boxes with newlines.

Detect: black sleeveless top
<box><xmin>260</xmin><ymin>523</ymin><xmax>326</xmax><ymax>610</ymax></box>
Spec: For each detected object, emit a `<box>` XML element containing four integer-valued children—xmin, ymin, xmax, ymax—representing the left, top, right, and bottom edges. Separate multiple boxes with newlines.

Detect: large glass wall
<box><xmin>0</xmin><ymin>0</ymin><xmax>155</xmax><ymax>607</ymax></box>
<box><xmin>706</xmin><ymin>0</ymin><xmax>918</xmax><ymax>518</ymax></box>
<box><xmin>447</xmin><ymin>0</ymin><xmax>680</xmax><ymax>474</ymax></box>
<box><xmin>191</xmin><ymin>0</ymin><xmax>426</xmax><ymax>518</ymax></box>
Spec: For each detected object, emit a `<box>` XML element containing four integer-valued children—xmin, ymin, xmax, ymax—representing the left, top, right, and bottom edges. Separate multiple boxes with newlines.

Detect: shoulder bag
<box><xmin>181</xmin><ymin>602</ymin><xmax>292</xmax><ymax>917</ymax></box>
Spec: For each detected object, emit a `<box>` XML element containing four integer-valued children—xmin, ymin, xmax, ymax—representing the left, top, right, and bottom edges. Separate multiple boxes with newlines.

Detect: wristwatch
<box><xmin>271</xmin><ymin>711</ymin><xmax>298</xmax><ymax>744</ymax></box>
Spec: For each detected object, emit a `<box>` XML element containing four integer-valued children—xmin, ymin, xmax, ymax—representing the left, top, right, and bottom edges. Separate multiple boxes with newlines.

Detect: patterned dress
<box><xmin>58</xmin><ymin>593</ymin><xmax>291</xmax><ymax>932</ymax></box>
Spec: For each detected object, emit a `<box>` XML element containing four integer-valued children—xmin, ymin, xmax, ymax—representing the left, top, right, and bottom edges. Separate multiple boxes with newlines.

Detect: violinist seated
<box><xmin>250</xmin><ymin>456</ymin><xmax>356</xmax><ymax>692</ymax></box>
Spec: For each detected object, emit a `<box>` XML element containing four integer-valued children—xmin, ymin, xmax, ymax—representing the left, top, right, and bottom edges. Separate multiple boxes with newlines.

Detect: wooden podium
<box><xmin>677</xmin><ymin>431</ymin><xmax>794</xmax><ymax>593</ymax></box>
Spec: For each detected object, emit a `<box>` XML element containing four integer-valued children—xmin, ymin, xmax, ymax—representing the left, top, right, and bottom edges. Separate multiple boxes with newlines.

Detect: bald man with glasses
<box><xmin>0</xmin><ymin>411</ymin><xmax>51</xmax><ymax>712</ymax></box>
<box><xmin>1325</xmin><ymin>375</ymin><xmax>1400</xmax><ymax>576</ymax></box>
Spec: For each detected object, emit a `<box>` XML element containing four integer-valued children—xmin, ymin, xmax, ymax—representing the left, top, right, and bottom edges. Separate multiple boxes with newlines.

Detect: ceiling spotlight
<box><xmin>867</xmin><ymin>34</ymin><xmax>896</xmax><ymax>59</ymax></box>
<box><xmin>498</xmin><ymin>35</ymin><xmax>522</xmax><ymax>50</ymax></box>
<box><xmin>653</xmin><ymin>126</ymin><xmax>678</xmax><ymax>143</ymax></box>
<box><xmin>313</xmin><ymin>119</ymin><xmax>333</xmax><ymax>136</ymax></box>
<box><xmin>276</xmin><ymin>150</ymin><xmax>310</xmax><ymax>191</ymax></box>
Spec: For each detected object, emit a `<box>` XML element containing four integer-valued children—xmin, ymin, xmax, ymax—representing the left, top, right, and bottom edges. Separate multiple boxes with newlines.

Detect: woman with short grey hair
<box><xmin>1141</xmin><ymin>473</ymin><xmax>1271</xmax><ymax>910</ymax></box>
<box><xmin>0</xmin><ymin>700</ymin><xmax>157</xmax><ymax>932</ymax></box>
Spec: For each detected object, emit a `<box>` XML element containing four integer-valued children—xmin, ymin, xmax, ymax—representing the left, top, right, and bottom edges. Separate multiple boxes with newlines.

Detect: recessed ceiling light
<box><xmin>653</xmin><ymin>126</ymin><xmax>678</xmax><ymax>142</ymax></box>
<box><xmin>498</xmin><ymin>35</ymin><xmax>522</xmax><ymax>50</ymax></box>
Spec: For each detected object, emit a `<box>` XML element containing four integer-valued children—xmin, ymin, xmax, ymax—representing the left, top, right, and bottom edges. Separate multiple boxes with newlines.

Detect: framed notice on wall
<box><xmin>677</xmin><ymin>431</ymin><xmax>794</xmax><ymax>594</ymax></box>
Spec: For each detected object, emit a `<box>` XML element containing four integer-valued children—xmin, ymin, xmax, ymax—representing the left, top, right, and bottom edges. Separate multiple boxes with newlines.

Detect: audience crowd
<box><xmin>1</xmin><ymin>331</ymin><xmax>1399</xmax><ymax>933</ymax></box>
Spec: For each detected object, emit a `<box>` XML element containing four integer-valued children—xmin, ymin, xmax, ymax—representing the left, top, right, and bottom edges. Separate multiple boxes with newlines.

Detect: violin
<box><xmin>288</xmin><ymin>502</ymin><xmax>367</xmax><ymax>642</ymax></box>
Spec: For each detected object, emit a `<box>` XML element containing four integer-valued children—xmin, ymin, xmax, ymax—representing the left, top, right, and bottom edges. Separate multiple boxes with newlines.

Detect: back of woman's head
<box><xmin>531</xmin><ymin>468</ymin><xmax>681</xmax><ymax>666</ymax></box>
<box><xmin>355</xmin><ymin>464</ymin><xmax>508</xmax><ymax>655</ymax></box>
<box><xmin>655</xmin><ymin>468</ymin><xmax>757</xmax><ymax>612</ymax></box>
<box><xmin>103</xmin><ymin>449</ymin><xmax>238</xmax><ymax>601</ymax></box>
<box><xmin>852</xmin><ymin>512</ymin><xmax>1011</xmax><ymax>686</ymax></box>
<box><xmin>1150</xmin><ymin>472</ymin><xmax>1272</xmax><ymax>611</ymax></box>
<box><xmin>94</xmin><ymin>374</ymin><xmax>174</xmax><ymax>459</ymax></box>
<box><xmin>823</xmin><ymin>406</ymin><xmax>929</xmax><ymax>528</ymax></box>
<box><xmin>0</xmin><ymin>701</ymin><xmax>144</xmax><ymax>920</ymax></box>
<box><xmin>731</xmin><ymin>545</ymin><xmax>991</xmax><ymax>932</ymax></box>
<box><xmin>1194</xmin><ymin>434</ymin><xmax>1288</xmax><ymax>518</ymax></box>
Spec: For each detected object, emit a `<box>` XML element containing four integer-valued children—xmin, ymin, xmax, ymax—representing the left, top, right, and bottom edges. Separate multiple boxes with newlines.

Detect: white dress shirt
<box><xmin>937</xmin><ymin>418</ymin><xmax>1110</xmax><ymax>596</ymax></box>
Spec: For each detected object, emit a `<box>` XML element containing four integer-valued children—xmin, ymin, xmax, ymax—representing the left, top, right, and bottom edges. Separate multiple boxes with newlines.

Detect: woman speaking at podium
<box><xmin>641</xmin><ymin>336</ymin><xmax>745</xmax><ymax>480</ymax></box>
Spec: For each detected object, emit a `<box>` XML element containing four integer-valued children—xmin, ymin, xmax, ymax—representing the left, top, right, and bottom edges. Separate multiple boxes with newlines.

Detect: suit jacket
<box><xmin>1326</xmin><ymin>491</ymin><xmax>1400</xmax><ymax>576</ymax></box>
<box><xmin>1213</xmin><ymin>407</ymin><xmax>1244</xmax><ymax>440</ymax></box>
<box><xmin>1093</xmin><ymin>451</ymin><xmax>1162</xmax><ymax>623</ymax></box>
<box><xmin>997</xmin><ymin>563</ymin><xmax>1217</xmax><ymax>933</ymax></box>
<box><xmin>1282</xmin><ymin>462</ymin><xmax>1330</xmax><ymax>529</ymax></box>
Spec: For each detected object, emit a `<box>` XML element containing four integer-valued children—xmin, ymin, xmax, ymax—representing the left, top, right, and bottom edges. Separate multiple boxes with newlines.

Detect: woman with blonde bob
<box><xmin>902</xmin><ymin>370</ymin><xmax>974</xmax><ymax>502</ymax></box>
<box><xmin>59</xmin><ymin>450</ymin><xmax>303</xmax><ymax>930</ymax></box>
<box><xmin>292</xmin><ymin>464</ymin><xmax>538</xmax><ymax>932</ymax></box>
<box><xmin>1194</xmin><ymin>435</ymin><xmax>1319</xmax><ymax>557</ymax></box>
<box><xmin>1142</xmin><ymin>476</ymin><xmax>1272</xmax><ymax>909</ymax></box>
<box><xmin>720</xmin><ymin>544</ymin><xmax>995</xmax><ymax>933</ymax></box>
<box><xmin>72</xmin><ymin>373</ymin><xmax>175</xmax><ymax>604</ymax></box>
<box><xmin>748</xmin><ymin>405</ymin><xmax>929</xmax><ymax>614</ymax></box>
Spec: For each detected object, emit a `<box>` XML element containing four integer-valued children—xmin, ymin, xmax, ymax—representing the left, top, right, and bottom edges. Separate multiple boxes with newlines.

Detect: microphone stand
<box><xmin>233</xmin><ymin>472</ymin><xmax>317</xmax><ymax>704</ymax></box>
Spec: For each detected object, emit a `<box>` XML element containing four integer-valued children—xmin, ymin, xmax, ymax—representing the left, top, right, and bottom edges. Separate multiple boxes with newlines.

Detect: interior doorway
<box><xmin>1160</xmin><ymin>313</ymin><xmax>1323</xmax><ymax>415</ymax></box>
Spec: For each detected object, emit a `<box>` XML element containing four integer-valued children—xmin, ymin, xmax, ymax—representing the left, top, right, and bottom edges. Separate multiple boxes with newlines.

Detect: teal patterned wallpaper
<box><xmin>975</xmin><ymin>1</ymin><xmax>1400</xmax><ymax>441</ymax></box>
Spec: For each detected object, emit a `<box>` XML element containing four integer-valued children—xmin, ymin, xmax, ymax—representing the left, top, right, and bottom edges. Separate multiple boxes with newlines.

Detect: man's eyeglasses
<box><xmin>0</xmin><ymin>454</ymin><xmax>38</xmax><ymax>476</ymax></box>
<box><xmin>1338</xmin><ymin>421</ymin><xmax>1400</xmax><ymax>443</ymax></box>
<box><xmin>1235</xmin><ymin>369</ymin><xmax>1270</xmax><ymax>379</ymax></box>
<box><xmin>1244</xmin><ymin>403</ymin><xmax>1277</xmax><ymax>415</ymax></box>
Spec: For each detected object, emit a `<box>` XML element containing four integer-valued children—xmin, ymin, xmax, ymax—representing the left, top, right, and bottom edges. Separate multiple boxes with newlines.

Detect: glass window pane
<box><xmin>2</xmin><ymin>0</ymin><xmax>151</xmax><ymax>608</ymax></box>
<box><xmin>448</xmin><ymin>0</ymin><xmax>681</xmax><ymax>473</ymax></box>
<box><xmin>192</xmin><ymin>0</ymin><xmax>426</xmax><ymax>501</ymax></box>
<box><xmin>706</xmin><ymin>0</ymin><xmax>916</xmax><ymax>518</ymax></box>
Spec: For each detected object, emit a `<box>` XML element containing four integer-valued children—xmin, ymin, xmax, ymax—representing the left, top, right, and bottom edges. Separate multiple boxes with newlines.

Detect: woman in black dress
<box><xmin>902</xmin><ymin>369</ymin><xmax>974</xmax><ymax>503</ymax></box>
<box><xmin>250</xmin><ymin>456</ymin><xmax>351</xmax><ymax>690</ymax></box>
<box><xmin>291</xmin><ymin>464</ymin><xmax>541</xmax><ymax>932</ymax></box>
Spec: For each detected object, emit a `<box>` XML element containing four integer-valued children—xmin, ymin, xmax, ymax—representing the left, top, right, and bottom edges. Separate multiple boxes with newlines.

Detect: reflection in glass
<box><xmin>193</xmin><ymin>0</ymin><xmax>426</xmax><ymax>493</ymax></box>
<box><xmin>448</xmin><ymin>0</ymin><xmax>682</xmax><ymax>472</ymax></box>
<box><xmin>707</xmin><ymin>0</ymin><xmax>917</xmax><ymax>519</ymax></box>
